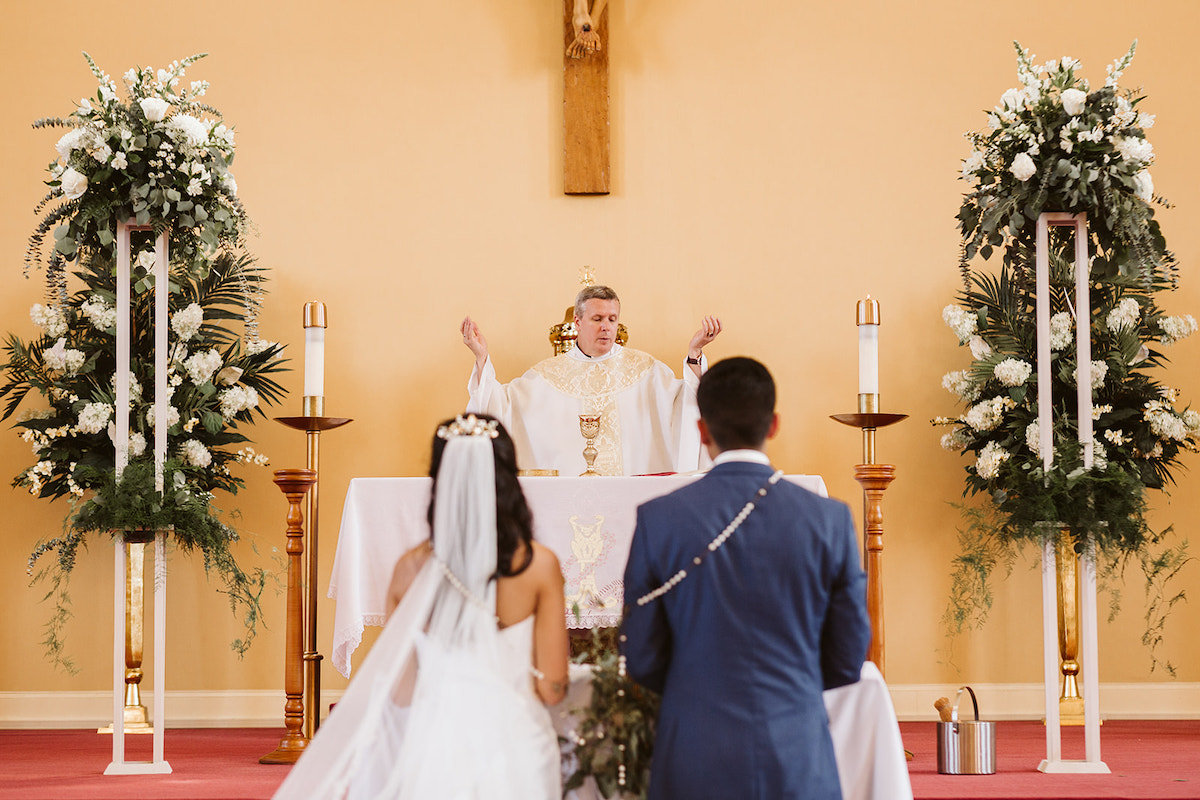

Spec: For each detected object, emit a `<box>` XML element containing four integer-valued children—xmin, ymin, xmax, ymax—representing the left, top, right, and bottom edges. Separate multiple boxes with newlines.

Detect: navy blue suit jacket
<box><xmin>621</xmin><ymin>460</ymin><xmax>870</xmax><ymax>800</ymax></box>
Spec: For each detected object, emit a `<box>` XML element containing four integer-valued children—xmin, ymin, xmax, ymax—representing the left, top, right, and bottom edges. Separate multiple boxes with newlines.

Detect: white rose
<box><xmin>969</xmin><ymin>335</ymin><xmax>992</xmax><ymax>360</ymax></box>
<box><xmin>60</xmin><ymin>167</ymin><xmax>88</xmax><ymax>200</ymax></box>
<box><xmin>1061</xmin><ymin>88</ymin><xmax>1087</xmax><ymax>116</ymax></box>
<box><xmin>1010</xmin><ymin>152</ymin><xmax>1037</xmax><ymax>182</ymax></box>
<box><xmin>139</xmin><ymin>97</ymin><xmax>170</xmax><ymax>122</ymax></box>
<box><xmin>1133</xmin><ymin>170</ymin><xmax>1154</xmax><ymax>203</ymax></box>
<box><xmin>999</xmin><ymin>88</ymin><xmax>1024</xmax><ymax>112</ymax></box>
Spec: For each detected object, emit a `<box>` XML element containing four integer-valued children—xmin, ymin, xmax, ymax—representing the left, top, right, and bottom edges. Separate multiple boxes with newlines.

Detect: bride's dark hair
<box><xmin>426</xmin><ymin>414</ymin><xmax>535</xmax><ymax>578</ymax></box>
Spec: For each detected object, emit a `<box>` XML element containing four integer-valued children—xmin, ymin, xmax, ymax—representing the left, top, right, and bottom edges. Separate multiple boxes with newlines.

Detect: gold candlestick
<box><xmin>579</xmin><ymin>414</ymin><xmax>601</xmax><ymax>476</ymax></box>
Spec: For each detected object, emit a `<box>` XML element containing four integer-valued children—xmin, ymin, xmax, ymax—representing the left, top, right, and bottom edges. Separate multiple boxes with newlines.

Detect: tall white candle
<box><xmin>857</xmin><ymin>296</ymin><xmax>880</xmax><ymax>396</ymax></box>
<box><xmin>303</xmin><ymin>302</ymin><xmax>327</xmax><ymax>399</ymax></box>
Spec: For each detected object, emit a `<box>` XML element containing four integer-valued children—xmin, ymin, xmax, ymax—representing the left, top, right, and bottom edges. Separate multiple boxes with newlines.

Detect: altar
<box><xmin>328</xmin><ymin>473</ymin><xmax>826</xmax><ymax>678</ymax></box>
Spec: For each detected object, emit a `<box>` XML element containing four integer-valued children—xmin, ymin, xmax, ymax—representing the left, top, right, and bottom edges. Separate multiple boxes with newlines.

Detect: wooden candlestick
<box><xmin>831</xmin><ymin>412</ymin><xmax>906</xmax><ymax>678</ymax></box>
<box><xmin>260</xmin><ymin>468</ymin><xmax>316</xmax><ymax>765</ymax></box>
<box><xmin>854</xmin><ymin>463</ymin><xmax>896</xmax><ymax>674</ymax></box>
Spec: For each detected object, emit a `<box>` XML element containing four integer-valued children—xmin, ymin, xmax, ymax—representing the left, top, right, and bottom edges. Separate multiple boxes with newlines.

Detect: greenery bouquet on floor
<box><xmin>934</xmin><ymin>41</ymin><xmax>1195</xmax><ymax>670</ymax></box>
<box><xmin>1</xmin><ymin>52</ymin><xmax>287</xmax><ymax>671</ymax></box>
<box><xmin>564</xmin><ymin>627</ymin><xmax>660</xmax><ymax>800</ymax></box>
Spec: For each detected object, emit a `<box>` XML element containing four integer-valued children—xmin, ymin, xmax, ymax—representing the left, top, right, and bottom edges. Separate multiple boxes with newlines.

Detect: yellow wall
<box><xmin>2</xmin><ymin>1</ymin><xmax>1198</xmax><ymax>701</ymax></box>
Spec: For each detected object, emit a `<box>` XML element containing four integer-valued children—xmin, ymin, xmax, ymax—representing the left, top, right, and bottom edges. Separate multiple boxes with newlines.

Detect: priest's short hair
<box><xmin>575</xmin><ymin>285</ymin><xmax>620</xmax><ymax>317</ymax></box>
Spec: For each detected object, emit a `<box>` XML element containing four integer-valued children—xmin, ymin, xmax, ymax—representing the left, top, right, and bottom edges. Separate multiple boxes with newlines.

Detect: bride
<box><xmin>273</xmin><ymin>413</ymin><xmax>570</xmax><ymax>799</ymax></box>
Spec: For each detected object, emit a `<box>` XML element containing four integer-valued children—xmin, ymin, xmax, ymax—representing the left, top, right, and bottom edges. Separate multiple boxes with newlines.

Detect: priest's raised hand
<box><xmin>461</xmin><ymin>316</ymin><xmax>489</xmax><ymax>371</ymax></box>
<box><xmin>687</xmin><ymin>315</ymin><xmax>723</xmax><ymax>377</ymax></box>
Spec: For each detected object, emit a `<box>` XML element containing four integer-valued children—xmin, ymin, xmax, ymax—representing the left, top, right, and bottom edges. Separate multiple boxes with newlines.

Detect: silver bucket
<box><xmin>936</xmin><ymin>686</ymin><xmax>996</xmax><ymax>775</ymax></box>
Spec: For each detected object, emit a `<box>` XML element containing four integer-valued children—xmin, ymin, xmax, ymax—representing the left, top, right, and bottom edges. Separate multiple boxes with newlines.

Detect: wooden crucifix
<box><xmin>564</xmin><ymin>0</ymin><xmax>610</xmax><ymax>195</ymax></box>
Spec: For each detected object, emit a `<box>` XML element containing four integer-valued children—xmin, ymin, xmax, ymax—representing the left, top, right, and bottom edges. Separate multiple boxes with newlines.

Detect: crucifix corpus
<box><xmin>564</xmin><ymin>0</ymin><xmax>610</xmax><ymax>195</ymax></box>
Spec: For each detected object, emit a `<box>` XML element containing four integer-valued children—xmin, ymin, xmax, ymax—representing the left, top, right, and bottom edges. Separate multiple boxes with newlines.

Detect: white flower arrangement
<box><xmin>956</xmin><ymin>41</ymin><xmax>1176</xmax><ymax>283</ymax></box>
<box><xmin>2</xmin><ymin>53</ymin><xmax>288</xmax><ymax>670</ymax></box>
<box><xmin>937</xmin><ymin>42</ymin><xmax>1198</xmax><ymax>631</ymax></box>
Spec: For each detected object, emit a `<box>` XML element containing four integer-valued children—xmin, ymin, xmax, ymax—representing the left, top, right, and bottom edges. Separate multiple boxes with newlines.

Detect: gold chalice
<box><xmin>579</xmin><ymin>414</ymin><xmax>602</xmax><ymax>476</ymax></box>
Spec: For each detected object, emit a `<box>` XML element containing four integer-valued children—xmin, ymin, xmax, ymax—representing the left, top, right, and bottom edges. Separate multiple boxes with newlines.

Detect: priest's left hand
<box><xmin>688</xmin><ymin>316</ymin><xmax>722</xmax><ymax>359</ymax></box>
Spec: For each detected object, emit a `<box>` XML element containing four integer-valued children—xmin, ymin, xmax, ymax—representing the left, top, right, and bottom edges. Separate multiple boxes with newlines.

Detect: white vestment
<box><xmin>467</xmin><ymin>344</ymin><xmax>705</xmax><ymax>475</ymax></box>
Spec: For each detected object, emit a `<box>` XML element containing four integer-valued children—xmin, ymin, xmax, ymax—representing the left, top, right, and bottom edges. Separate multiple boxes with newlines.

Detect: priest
<box><xmin>461</xmin><ymin>285</ymin><xmax>722</xmax><ymax>476</ymax></box>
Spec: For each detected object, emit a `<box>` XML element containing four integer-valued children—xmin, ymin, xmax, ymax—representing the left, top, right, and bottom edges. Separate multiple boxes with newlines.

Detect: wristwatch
<box><xmin>686</xmin><ymin>355</ymin><xmax>702</xmax><ymax>365</ymax></box>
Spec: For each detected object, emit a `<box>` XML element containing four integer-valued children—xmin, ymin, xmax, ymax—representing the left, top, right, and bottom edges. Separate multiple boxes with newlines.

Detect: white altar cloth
<box><xmin>329</xmin><ymin>473</ymin><xmax>827</xmax><ymax>678</ymax></box>
<box><xmin>555</xmin><ymin>661</ymin><xmax>912</xmax><ymax>800</ymax></box>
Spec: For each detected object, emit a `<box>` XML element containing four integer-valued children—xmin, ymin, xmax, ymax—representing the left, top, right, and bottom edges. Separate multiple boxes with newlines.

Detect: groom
<box><xmin>620</xmin><ymin>357</ymin><xmax>870</xmax><ymax>800</ymax></box>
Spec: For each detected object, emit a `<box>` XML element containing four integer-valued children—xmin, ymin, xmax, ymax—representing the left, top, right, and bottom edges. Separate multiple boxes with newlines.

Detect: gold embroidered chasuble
<box><xmin>466</xmin><ymin>345</ymin><xmax>703</xmax><ymax>476</ymax></box>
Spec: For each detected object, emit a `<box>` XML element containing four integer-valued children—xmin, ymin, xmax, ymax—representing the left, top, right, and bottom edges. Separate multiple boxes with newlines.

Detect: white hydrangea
<box><xmin>968</xmin><ymin>335</ymin><xmax>992</xmax><ymax>360</ymax></box>
<box><xmin>1049</xmin><ymin>312</ymin><xmax>1073</xmax><ymax>350</ymax></box>
<box><xmin>1106</xmin><ymin>298</ymin><xmax>1141</xmax><ymax>332</ymax></box>
<box><xmin>975</xmin><ymin>441</ymin><xmax>1010</xmax><ymax>480</ymax></box>
<box><xmin>179</xmin><ymin>439</ymin><xmax>212</xmax><ymax>468</ymax></box>
<box><xmin>940</xmin><ymin>429</ymin><xmax>970</xmax><ymax>452</ymax></box>
<box><xmin>1114</xmin><ymin>135</ymin><xmax>1154</xmax><ymax>165</ymax></box>
<box><xmin>171</xmin><ymin>303</ymin><xmax>204</xmax><ymax>341</ymax></box>
<box><xmin>942</xmin><ymin>305</ymin><xmax>977</xmax><ymax>343</ymax></box>
<box><xmin>55</xmin><ymin>128</ymin><xmax>91</xmax><ymax>159</ymax></box>
<box><xmin>964</xmin><ymin>396</ymin><xmax>1015</xmax><ymax>432</ymax></box>
<box><xmin>30</xmin><ymin>304</ymin><xmax>68</xmax><ymax>338</ymax></box>
<box><xmin>166</xmin><ymin>113</ymin><xmax>209</xmax><ymax>148</ymax></box>
<box><xmin>128</xmin><ymin>431</ymin><xmax>147</xmax><ymax>457</ymax></box>
<box><xmin>145</xmin><ymin>403</ymin><xmax>181</xmax><ymax>430</ymax></box>
<box><xmin>993</xmin><ymin>358</ymin><xmax>1032</xmax><ymax>387</ymax></box>
<box><xmin>78</xmin><ymin>402</ymin><xmax>113</xmax><ymax>435</ymax></box>
<box><xmin>1159</xmin><ymin>315</ymin><xmax>1198</xmax><ymax>344</ymax></box>
<box><xmin>81</xmin><ymin>295</ymin><xmax>118</xmax><ymax>330</ymax></box>
<box><xmin>184</xmin><ymin>348</ymin><xmax>223</xmax><ymax>386</ymax></box>
<box><xmin>1144</xmin><ymin>401</ymin><xmax>1188</xmax><ymax>441</ymax></box>
<box><xmin>942</xmin><ymin>370</ymin><xmax>981</xmax><ymax>402</ymax></box>
<box><xmin>1089</xmin><ymin>361</ymin><xmax>1108</xmax><ymax>389</ymax></box>
<box><xmin>42</xmin><ymin>338</ymin><xmax>87</xmax><ymax>376</ymax></box>
<box><xmin>219</xmin><ymin>385</ymin><xmax>259</xmax><ymax>419</ymax></box>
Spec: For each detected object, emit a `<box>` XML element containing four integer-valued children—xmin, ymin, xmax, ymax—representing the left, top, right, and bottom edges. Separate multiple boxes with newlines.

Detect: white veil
<box><xmin>273</xmin><ymin>425</ymin><xmax>533</xmax><ymax>800</ymax></box>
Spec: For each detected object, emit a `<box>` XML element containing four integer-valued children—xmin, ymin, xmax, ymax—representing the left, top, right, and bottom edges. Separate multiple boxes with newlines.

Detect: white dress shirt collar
<box><xmin>712</xmin><ymin>449</ymin><xmax>772</xmax><ymax>467</ymax></box>
<box><xmin>569</xmin><ymin>343</ymin><xmax>621</xmax><ymax>363</ymax></box>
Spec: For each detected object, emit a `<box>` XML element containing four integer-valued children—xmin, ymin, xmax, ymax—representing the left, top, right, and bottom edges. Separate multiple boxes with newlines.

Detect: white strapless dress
<box><xmin>346</xmin><ymin>615</ymin><xmax>561</xmax><ymax>800</ymax></box>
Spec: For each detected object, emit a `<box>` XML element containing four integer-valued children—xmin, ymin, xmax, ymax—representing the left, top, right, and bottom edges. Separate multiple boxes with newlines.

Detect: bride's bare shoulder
<box><xmin>529</xmin><ymin>542</ymin><xmax>564</xmax><ymax>586</ymax></box>
<box><xmin>387</xmin><ymin>541</ymin><xmax>433</xmax><ymax>615</ymax></box>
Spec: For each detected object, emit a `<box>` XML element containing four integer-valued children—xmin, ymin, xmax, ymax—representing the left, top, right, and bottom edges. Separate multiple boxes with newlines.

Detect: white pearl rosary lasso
<box><xmin>635</xmin><ymin>470</ymin><xmax>783</xmax><ymax>606</ymax></box>
<box><xmin>433</xmin><ymin>556</ymin><xmax>498</xmax><ymax>624</ymax></box>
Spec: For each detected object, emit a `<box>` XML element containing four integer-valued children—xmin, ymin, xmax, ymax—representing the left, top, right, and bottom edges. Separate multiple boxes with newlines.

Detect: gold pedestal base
<box><xmin>97</xmin><ymin>702</ymin><xmax>154</xmax><ymax>734</ymax></box>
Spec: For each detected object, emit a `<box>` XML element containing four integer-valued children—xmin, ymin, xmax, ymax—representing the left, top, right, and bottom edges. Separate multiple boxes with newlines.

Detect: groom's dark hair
<box><xmin>697</xmin><ymin>357</ymin><xmax>776</xmax><ymax>451</ymax></box>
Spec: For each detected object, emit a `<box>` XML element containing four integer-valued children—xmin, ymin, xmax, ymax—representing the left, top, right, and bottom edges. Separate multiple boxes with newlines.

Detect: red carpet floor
<box><xmin>902</xmin><ymin>720</ymin><xmax>1200</xmax><ymax>799</ymax></box>
<box><xmin>1</xmin><ymin>721</ymin><xmax>1197</xmax><ymax>799</ymax></box>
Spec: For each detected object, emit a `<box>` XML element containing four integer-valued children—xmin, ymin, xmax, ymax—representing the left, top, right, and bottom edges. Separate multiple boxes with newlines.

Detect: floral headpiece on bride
<box><xmin>436</xmin><ymin>414</ymin><xmax>499</xmax><ymax>439</ymax></box>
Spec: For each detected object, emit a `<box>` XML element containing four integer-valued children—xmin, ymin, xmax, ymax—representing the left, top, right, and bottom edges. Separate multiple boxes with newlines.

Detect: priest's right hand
<box><xmin>461</xmin><ymin>316</ymin><xmax>489</xmax><ymax>369</ymax></box>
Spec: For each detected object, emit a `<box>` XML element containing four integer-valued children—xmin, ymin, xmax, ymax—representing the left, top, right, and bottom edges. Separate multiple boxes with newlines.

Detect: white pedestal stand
<box><xmin>105</xmin><ymin>221</ymin><xmax>172</xmax><ymax>775</ymax></box>
<box><xmin>1033</xmin><ymin>212</ymin><xmax>1109</xmax><ymax>774</ymax></box>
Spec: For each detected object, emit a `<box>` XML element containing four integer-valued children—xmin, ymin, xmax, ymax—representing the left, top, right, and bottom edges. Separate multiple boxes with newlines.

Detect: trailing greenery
<box><xmin>564</xmin><ymin>627</ymin><xmax>660</xmax><ymax>800</ymax></box>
